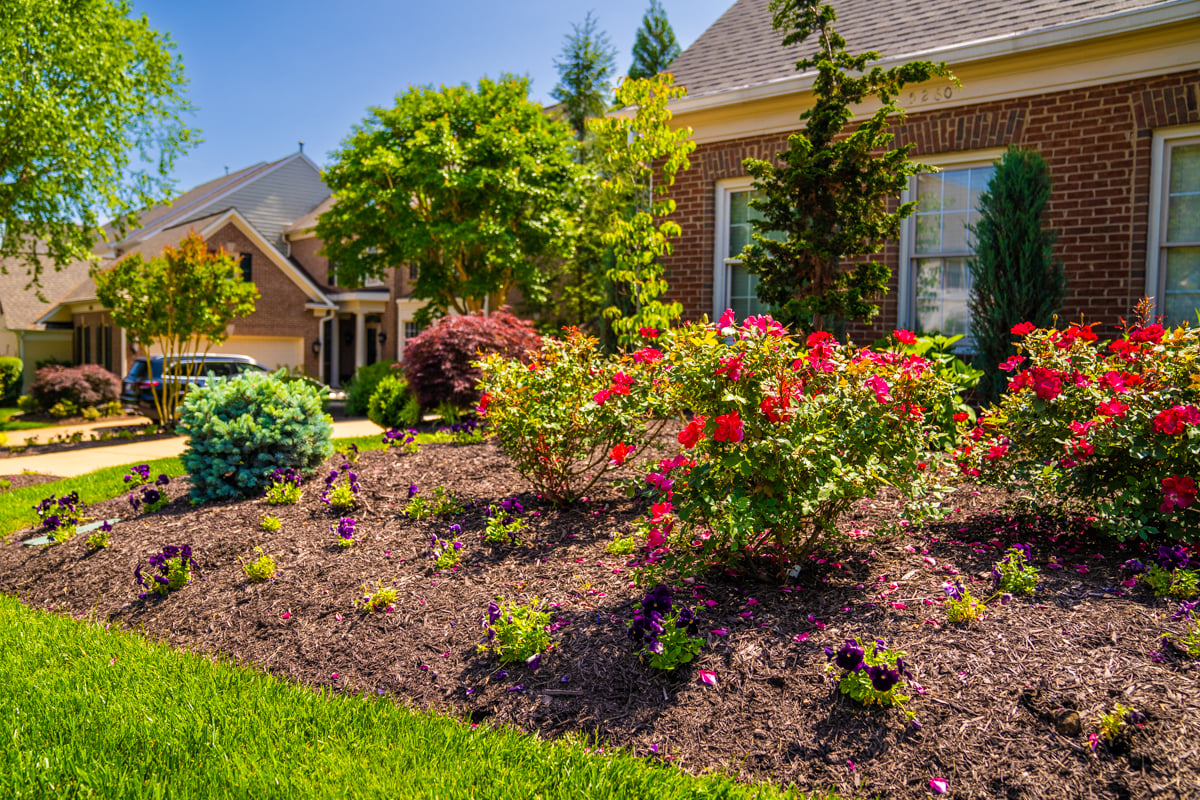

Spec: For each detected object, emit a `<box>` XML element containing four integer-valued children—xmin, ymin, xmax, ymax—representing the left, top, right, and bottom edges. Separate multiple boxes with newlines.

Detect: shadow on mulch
<box><xmin>0</xmin><ymin>442</ymin><xmax>1196</xmax><ymax>800</ymax></box>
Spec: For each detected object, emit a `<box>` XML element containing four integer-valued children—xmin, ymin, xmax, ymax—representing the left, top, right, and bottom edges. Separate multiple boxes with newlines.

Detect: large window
<box><xmin>1149</xmin><ymin>129</ymin><xmax>1200</xmax><ymax>324</ymax></box>
<box><xmin>906</xmin><ymin>164</ymin><xmax>995</xmax><ymax>338</ymax></box>
<box><xmin>713</xmin><ymin>178</ymin><xmax>780</xmax><ymax>321</ymax></box>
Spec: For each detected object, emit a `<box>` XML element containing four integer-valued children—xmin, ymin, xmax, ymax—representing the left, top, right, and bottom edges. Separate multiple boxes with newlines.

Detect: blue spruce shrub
<box><xmin>180</xmin><ymin>371</ymin><xmax>334</xmax><ymax>502</ymax></box>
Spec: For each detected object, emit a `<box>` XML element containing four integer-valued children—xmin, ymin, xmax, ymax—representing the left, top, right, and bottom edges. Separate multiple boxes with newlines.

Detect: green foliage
<box><xmin>741</xmin><ymin>0</ymin><xmax>952</xmax><ymax>331</ymax></box>
<box><xmin>588</xmin><ymin>75</ymin><xmax>694</xmax><ymax>347</ymax></box>
<box><xmin>0</xmin><ymin>0</ymin><xmax>199</xmax><ymax>285</ymax></box>
<box><xmin>484</xmin><ymin>507</ymin><xmax>528</xmax><ymax>545</ymax></box>
<box><xmin>319</xmin><ymin>76</ymin><xmax>578</xmax><ymax>319</ymax></box>
<box><xmin>628</xmin><ymin>0</ymin><xmax>681</xmax><ymax>80</ymax></box>
<box><xmin>344</xmin><ymin>361</ymin><xmax>398</xmax><ymax>417</ymax></box>
<box><xmin>968</xmin><ymin>147</ymin><xmax>1066</xmax><ymax>401</ymax></box>
<box><xmin>264</xmin><ymin>481</ymin><xmax>301</xmax><ymax>506</ymax></box>
<box><xmin>48</xmin><ymin>400</ymin><xmax>79</xmax><ymax>419</ymax></box>
<box><xmin>92</xmin><ymin>232</ymin><xmax>258</xmax><ymax>424</ymax></box>
<box><xmin>552</xmin><ymin>11</ymin><xmax>618</xmax><ymax>143</ymax></box>
<box><xmin>433</xmin><ymin>539</ymin><xmax>462</xmax><ymax>570</ymax></box>
<box><xmin>1142</xmin><ymin>565</ymin><xmax>1198</xmax><ymax>599</ymax></box>
<box><xmin>367</xmin><ymin>375</ymin><xmax>421</xmax><ymax>430</ymax></box>
<box><xmin>180</xmin><ymin>372</ymin><xmax>333</xmax><ymax>503</ymax></box>
<box><xmin>477</xmin><ymin>328</ymin><xmax>670</xmax><ymax>506</ymax></box>
<box><xmin>359</xmin><ymin>583</ymin><xmax>397</xmax><ymax>614</ymax></box>
<box><xmin>605</xmin><ymin>536</ymin><xmax>636</xmax><ymax>556</ymax></box>
<box><xmin>992</xmin><ymin>547</ymin><xmax>1039</xmax><ymax>596</ymax></box>
<box><xmin>479</xmin><ymin>598</ymin><xmax>552</xmax><ymax>665</ymax></box>
<box><xmin>404</xmin><ymin>486</ymin><xmax>463</xmax><ymax>520</ymax></box>
<box><xmin>944</xmin><ymin>586</ymin><xmax>984</xmax><ymax>624</ymax></box>
<box><xmin>242</xmin><ymin>547</ymin><xmax>277</xmax><ymax>582</ymax></box>
<box><xmin>259</xmin><ymin>515</ymin><xmax>282</xmax><ymax>533</ymax></box>
<box><xmin>1098</xmin><ymin>703</ymin><xmax>1140</xmax><ymax>743</ymax></box>
<box><xmin>85</xmin><ymin>529</ymin><xmax>110</xmax><ymax>550</ymax></box>
<box><xmin>0</xmin><ymin>357</ymin><xmax>21</xmax><ymax>404</ymax></box>
<box><xmin>16</xmin><ymin>395</ymin><xmax>38</xmax><ymax>414</ymax></box>
<box><xmin>958</xmin><ymin>317</ymin><xmax>1200</xmax><ymax>541</ymax></box>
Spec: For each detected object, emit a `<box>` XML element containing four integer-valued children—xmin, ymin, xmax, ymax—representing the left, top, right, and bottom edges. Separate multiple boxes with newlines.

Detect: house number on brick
<box><xmin>907</xmin><ymin>86</ymin><xmax>955</xmax><ymax>105</ymax></box>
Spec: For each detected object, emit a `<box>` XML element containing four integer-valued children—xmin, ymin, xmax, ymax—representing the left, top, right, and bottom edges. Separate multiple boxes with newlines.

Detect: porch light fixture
<box><xmin>311</xmin><ymin>339</ymin><xmax>321</xmax><ymax>356</ymax></box>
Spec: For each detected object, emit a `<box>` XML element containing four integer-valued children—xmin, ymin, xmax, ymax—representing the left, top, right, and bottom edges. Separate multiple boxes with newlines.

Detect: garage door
<box><xmin>209</xmin><ymin>336</ymin><xmax>304</xmax><ymax>372</ymax></box>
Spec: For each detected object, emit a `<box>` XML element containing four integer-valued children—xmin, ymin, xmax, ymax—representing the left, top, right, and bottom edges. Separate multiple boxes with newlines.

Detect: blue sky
<box><xmin>130</xmin><ymin>0</ymin><xmax>734</xmax><ymax>193</ymax></box>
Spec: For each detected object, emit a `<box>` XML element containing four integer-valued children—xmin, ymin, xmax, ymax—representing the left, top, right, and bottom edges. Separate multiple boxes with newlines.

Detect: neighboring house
<box><xmin>0</xmin><ymin>252</ymin><xmax>92</xmax><ymax>390</ymax></box>
<box><xmin>662</xmin><ymin>0</ymin><xmax>1200</xmax><ymax>343</ymax></box>
<box><xmin>28</xmin><ymin>150</ymin><xmax>424</xmax><ymax>389</ymax></box>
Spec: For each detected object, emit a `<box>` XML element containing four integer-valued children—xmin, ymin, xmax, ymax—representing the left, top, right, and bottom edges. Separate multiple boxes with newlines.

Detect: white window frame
<box><xmin>713</xmin><ymin>176</ymin><xmax>765</xmax><ymax>321</ymax></box>
<box><xmin>897</xmin><ymin>148</ymin><xmax>1006</xmax><ymax>337</ymax></box>
<box><xmin>1146</xmin><ymin>123</ymin><xmax>1200</xmax><ymax>321</ymax></box>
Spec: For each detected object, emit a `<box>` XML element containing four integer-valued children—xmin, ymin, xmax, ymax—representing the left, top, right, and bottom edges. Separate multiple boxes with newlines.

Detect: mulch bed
<box><xmin>0</xmin><ymin>441</ymin><xmax>1196</xmax><ymax>799</ymax></box>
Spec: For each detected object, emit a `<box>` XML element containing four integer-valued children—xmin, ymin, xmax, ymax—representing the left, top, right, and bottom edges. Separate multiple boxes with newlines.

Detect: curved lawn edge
<box><xmin>0</xmin><ymin>595</ymin><xmax>833</xmax><ymax>800</ymax></box>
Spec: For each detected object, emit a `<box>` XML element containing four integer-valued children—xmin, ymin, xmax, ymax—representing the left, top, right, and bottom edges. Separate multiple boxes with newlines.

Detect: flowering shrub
<box><xmin>135</xmin><ymin>545</ymin><xmax>196</xmax><ymax>599</ymax></box>
<box><xmin>404</xmin><ymin>309</ymin><xmax>542</xmax><ymax>410</ymax></box>
<box><xmin>477</xmin><ymin>327</ymin><xmax>671</xmax><ymax>506</ymax></box>
<box><xmin>35</xmin><ymin>491</ymin><xmax>84</xmax><ymax>543</ymax></box>
<box><xmin>86</xmin><ymin>520</ymin><xmax>113</xmax><ymax>550</ymax></box>
<box><xmin>483</xmin><ymin>498</ymin><xmax>527</xmax><ymax>544</ymax></box>
<box><xmin>359</xmin><ymin>582</ymin><xmax>397</xmax><ymax>613</ymax></box>
<box><xmin>943</xmin><ymin>581</ymin><xmax>984</xmax><ymax>623</ymax></box>
<box><xmin>991</xmin><ymin>544</ymin><xmax>1039</xmax><ymax>596</ymax></box>
<box><xmin>644</xmin><ymin>315</ymin><xmax>957</xmax><ymax>576</ymax></box>
<box><xmin>958</xmin><ymin>313</ymin><xmax>1200</xmax><ymax>541</ymax></box>
<box><xmin>404</xmin><ymin>485</ymin><xmax>462</xmax><ymax>520</ymax></box>
<box><xmin>241</xmin><ymin>547</ymin><xmax>277</xmax><ymax>582</ymax></box>
<box><xmin>478</xmin><ymin>598</ymin><xmax>551</xmax><ymax>666</ymax></box>
<box><xmin>627</xmin><ymin>585</ymin><xmax>703</xmax><ymax>671</ymax></box>
<box><xmin>321</xmin><ymin>463</ymin><xmax>360</xmax><ymax>512</ymax></box>
<box><xmin>825</xmin><ymin>637</ymin><xmax>915</xmax><ymax>716</ymax></box>
<box><xmin>264</xmin><ymin>468</ymin><xmax>302</xmax><ymax>505</ymax></box>
<box><xmin>333</xmin><ymin>517</ymin><xmax>356</xmax><ymax>548</ymax></box>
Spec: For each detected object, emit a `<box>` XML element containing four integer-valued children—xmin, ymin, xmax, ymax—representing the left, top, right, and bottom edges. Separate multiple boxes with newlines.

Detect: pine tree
<box><xmin>968</xmin><ymin>147</ymin><xmax>1066</xmax><ymax>401</ymax></box>
<box><xmin>629</xmin><ymin>0</ymin><xmax>681</xmax><ymax>80</ymax></box>
<box><xmin>552</xmin><ymin>12</ymin><xmax>618</xmax><ymax>143</ymax></box>
<box><xmin>741</xmin><ymin>0</ymin><xmax>951</xmax><ymax>332</ymax></box>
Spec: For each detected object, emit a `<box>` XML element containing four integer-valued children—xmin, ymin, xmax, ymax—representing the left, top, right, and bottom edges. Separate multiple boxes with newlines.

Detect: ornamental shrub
<box><xmin>968</xmin><ymin>147</ymin><xmax>1066</xmax><ymax>402</ymax></box>
<box><xmin>367</xmin><ymin>374</ymin><xmax>421</xmax><ymax>429</ymax></box>
<box><xmin>477</xmin><ymin>327</ymin><xmax>671</xmax><ymax>506</ymax></box>
<box><xmin>642</xmin><ymin>312</ymin><xmax>958</xmax><ymax>578</ymax></box>
<box><xmin>956</xmin><ymin>313</ymin><xmax>1200</xmax><ymax>542</ymax></box>
<box><xmin>403</xmin><ymin>309</ymin><xmax>542</xmax><ymax>410</ymax></box>
<box><xmin>345</xmin><ymin>360</ymin><xmax>399</xmax><ymax>417</ymax></box>
<box><xmin>0</xmin><ymin>356</ymin><xmax>21</xmax><ymax>403</ymax></box>
<box><xmin>30</xmin><ymin>364</ymin><xmax>120</xmax><ymax>411</ymax></box>
<box><xmin>180</xmin><ymin>371</ymin><xmax>333</xmax><ymax>502</ymax></box>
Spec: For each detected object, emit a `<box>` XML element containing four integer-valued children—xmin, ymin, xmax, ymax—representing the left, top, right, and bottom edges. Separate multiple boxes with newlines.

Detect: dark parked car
<box><xmin>121</xmin><ymin>354</ymin><xmax>268</xmax><ymax>421</ymax></box>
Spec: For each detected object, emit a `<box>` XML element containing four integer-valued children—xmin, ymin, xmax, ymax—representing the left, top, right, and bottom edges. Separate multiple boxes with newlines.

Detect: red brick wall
<box><xmin>663</xmin><ymin>70</ymin><xmax>1200</xmax><ymax>342</ymax></box>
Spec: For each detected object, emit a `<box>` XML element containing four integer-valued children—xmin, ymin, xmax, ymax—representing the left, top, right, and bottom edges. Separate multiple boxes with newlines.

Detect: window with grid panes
<box><xmin>1158</xmin><ymin>140</ymin><xmax>1200</xmax><ymax>324</ymax></box>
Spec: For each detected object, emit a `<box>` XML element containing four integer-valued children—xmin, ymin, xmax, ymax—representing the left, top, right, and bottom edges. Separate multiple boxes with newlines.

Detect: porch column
<box><xmin>330</xmin><ymin>316</ymin><xmax>341</xmax><ymax>388</ymax></box>
<box><xmin>354</xmin><ymin>312</ymin><xmax>367</xmax><ymax>373</ymax></box>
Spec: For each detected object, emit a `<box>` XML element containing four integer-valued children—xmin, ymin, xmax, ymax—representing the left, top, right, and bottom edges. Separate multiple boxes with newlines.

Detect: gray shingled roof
<box><xmin>668</xmin><ymin>0</ymin><xmax>1178</xmax><ymax>100</ymax></box>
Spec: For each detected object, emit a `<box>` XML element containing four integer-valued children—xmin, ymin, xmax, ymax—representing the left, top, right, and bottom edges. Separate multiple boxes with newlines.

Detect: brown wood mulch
<box><xmin>0</xmin><ymin>442</ymin><xmax>1196</xmax><ymax>800</ymax></box>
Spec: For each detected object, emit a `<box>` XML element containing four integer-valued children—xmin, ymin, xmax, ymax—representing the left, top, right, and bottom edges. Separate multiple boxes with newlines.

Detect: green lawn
<box><xmin>0</xmin><ymin>407</ymin><xmax>51</xmax><ymax>433</ymax></box>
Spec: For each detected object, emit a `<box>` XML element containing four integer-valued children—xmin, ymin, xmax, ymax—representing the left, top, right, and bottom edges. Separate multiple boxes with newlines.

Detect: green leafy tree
<box><xmin>968</xmin><ymin>147</ymin><xmax>1066</xmax><ymax>401</ymax></box>
<box><xmin>741</xmin><ymin>0</ymin><xmax>952</xmax><ymax>332</ymax></box>
<box><xmin>318</xmin><ymin>76</ymin><xmax>578</xmax><ymax>321</ymax></box>
<box><xmin>552</xmin><ymin>12</ymin><xmax>618</xmax><ymax>144</ymax></box>
<box><xmin>589</xmin><ymin>74</ymin><xmax>695</xmax><ymax>347</ymax></box>
<box><xmin>0</xmin><ymin>0</ymin><xmax>199</xmax><ymax>286</ymax></box>
<box><xmin>91</xmin><ymin>231</ymin><xmax>258</xmax><ymax>424</ymax></box>
<box><xmin>628</xmin><ymin>0</ymin><xmax>682</xmax><ymax>80</ymax></box>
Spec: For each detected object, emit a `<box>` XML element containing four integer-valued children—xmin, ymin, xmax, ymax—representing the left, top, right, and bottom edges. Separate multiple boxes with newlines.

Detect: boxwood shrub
<box><xmin>0</xmin><ymin>357</ymin><xmax>21</xmax><ymax>404</ymax></box>
<box><xmin>180</xmin><ymin>371</ymin><xmax>333</xmax><ymax>502</ymax></box>
<box><xmin>345</xmin><ymin>361</ymin><xmax>399</xmax><ymax>417</ymax></box>
<box><xmin>367</xmin><ymin>374</ymin><xmax>421</xmax><ymax>429</ymax></box>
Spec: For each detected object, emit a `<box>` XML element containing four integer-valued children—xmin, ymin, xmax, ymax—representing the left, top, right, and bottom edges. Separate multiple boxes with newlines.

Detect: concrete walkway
<box><xmin>0</xmin><ymin>419</ymin><xmax>384</xmax><ymax>478</ymax></box>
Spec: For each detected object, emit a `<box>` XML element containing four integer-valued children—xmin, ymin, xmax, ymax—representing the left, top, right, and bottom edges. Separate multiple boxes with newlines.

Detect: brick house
<box><xmin>31</xmin><ymin>151</ymin><xmax>425</xmax><ymax>388</ymax></box>
<box><xmin>662</xmin><ymin>0</ymin><xmax>1200</xmax><ymax>343</ymax></box>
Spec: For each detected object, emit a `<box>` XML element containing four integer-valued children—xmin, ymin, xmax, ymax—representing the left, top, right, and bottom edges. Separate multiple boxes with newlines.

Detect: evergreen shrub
<box><xmin>180</xmin><ymin>372</ymin><xmax>333</xmax><ymax>502</ymax></box>
<box><xmin>0</xmin><ymin>357</ymin><xmax>21</xmax><ymax>403</ymax></box>
<box><xmin>344</xmin><ymin>361</ymin><xmax>398</xmax><ymax>417</ymax></box>
<box><xmin>367</xmin><ymin>374</ymin><xmax>421</xmax><ymax>429</ymax></box>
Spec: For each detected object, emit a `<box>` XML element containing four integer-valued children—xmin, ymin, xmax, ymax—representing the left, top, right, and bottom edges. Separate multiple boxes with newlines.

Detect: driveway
<box><xmin>0</xmin><ymin>419</ymin><xmax>384</xmax><ymax>478</ymax></box>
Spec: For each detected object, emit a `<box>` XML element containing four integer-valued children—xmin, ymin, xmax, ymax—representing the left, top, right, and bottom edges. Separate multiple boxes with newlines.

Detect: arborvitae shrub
<box><xmin>180</xmin><ymin>372</ymin><xmax>333</xmax><ymax>502</ymax></box>
<box><xmin>403</xmin><ymin>309</ymin><xmax>541</xmax><ymax>410</ymax></box>
<box><xmin>0</xmin><ymin>357</ymin><xmax>22</xmax><ymax>403</ymax></box>
<box><xmin>367</xmin><ymin>374</ymin><xmax>421</xmax><ymax>429</ymax></box>
<box><xmin>968</xmin><ymin>147</ymin><xmax>1066</xmax><ymax>402</ymax></box>
<box><xmin>29</xmin><ymin>364</ymin><xmax>120</xmax><ymax>411</ymax></box>
<box><xmin>344</xmin><ymin>360</ymin><xmax>399</xmax><ymax>417</ymax></box>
